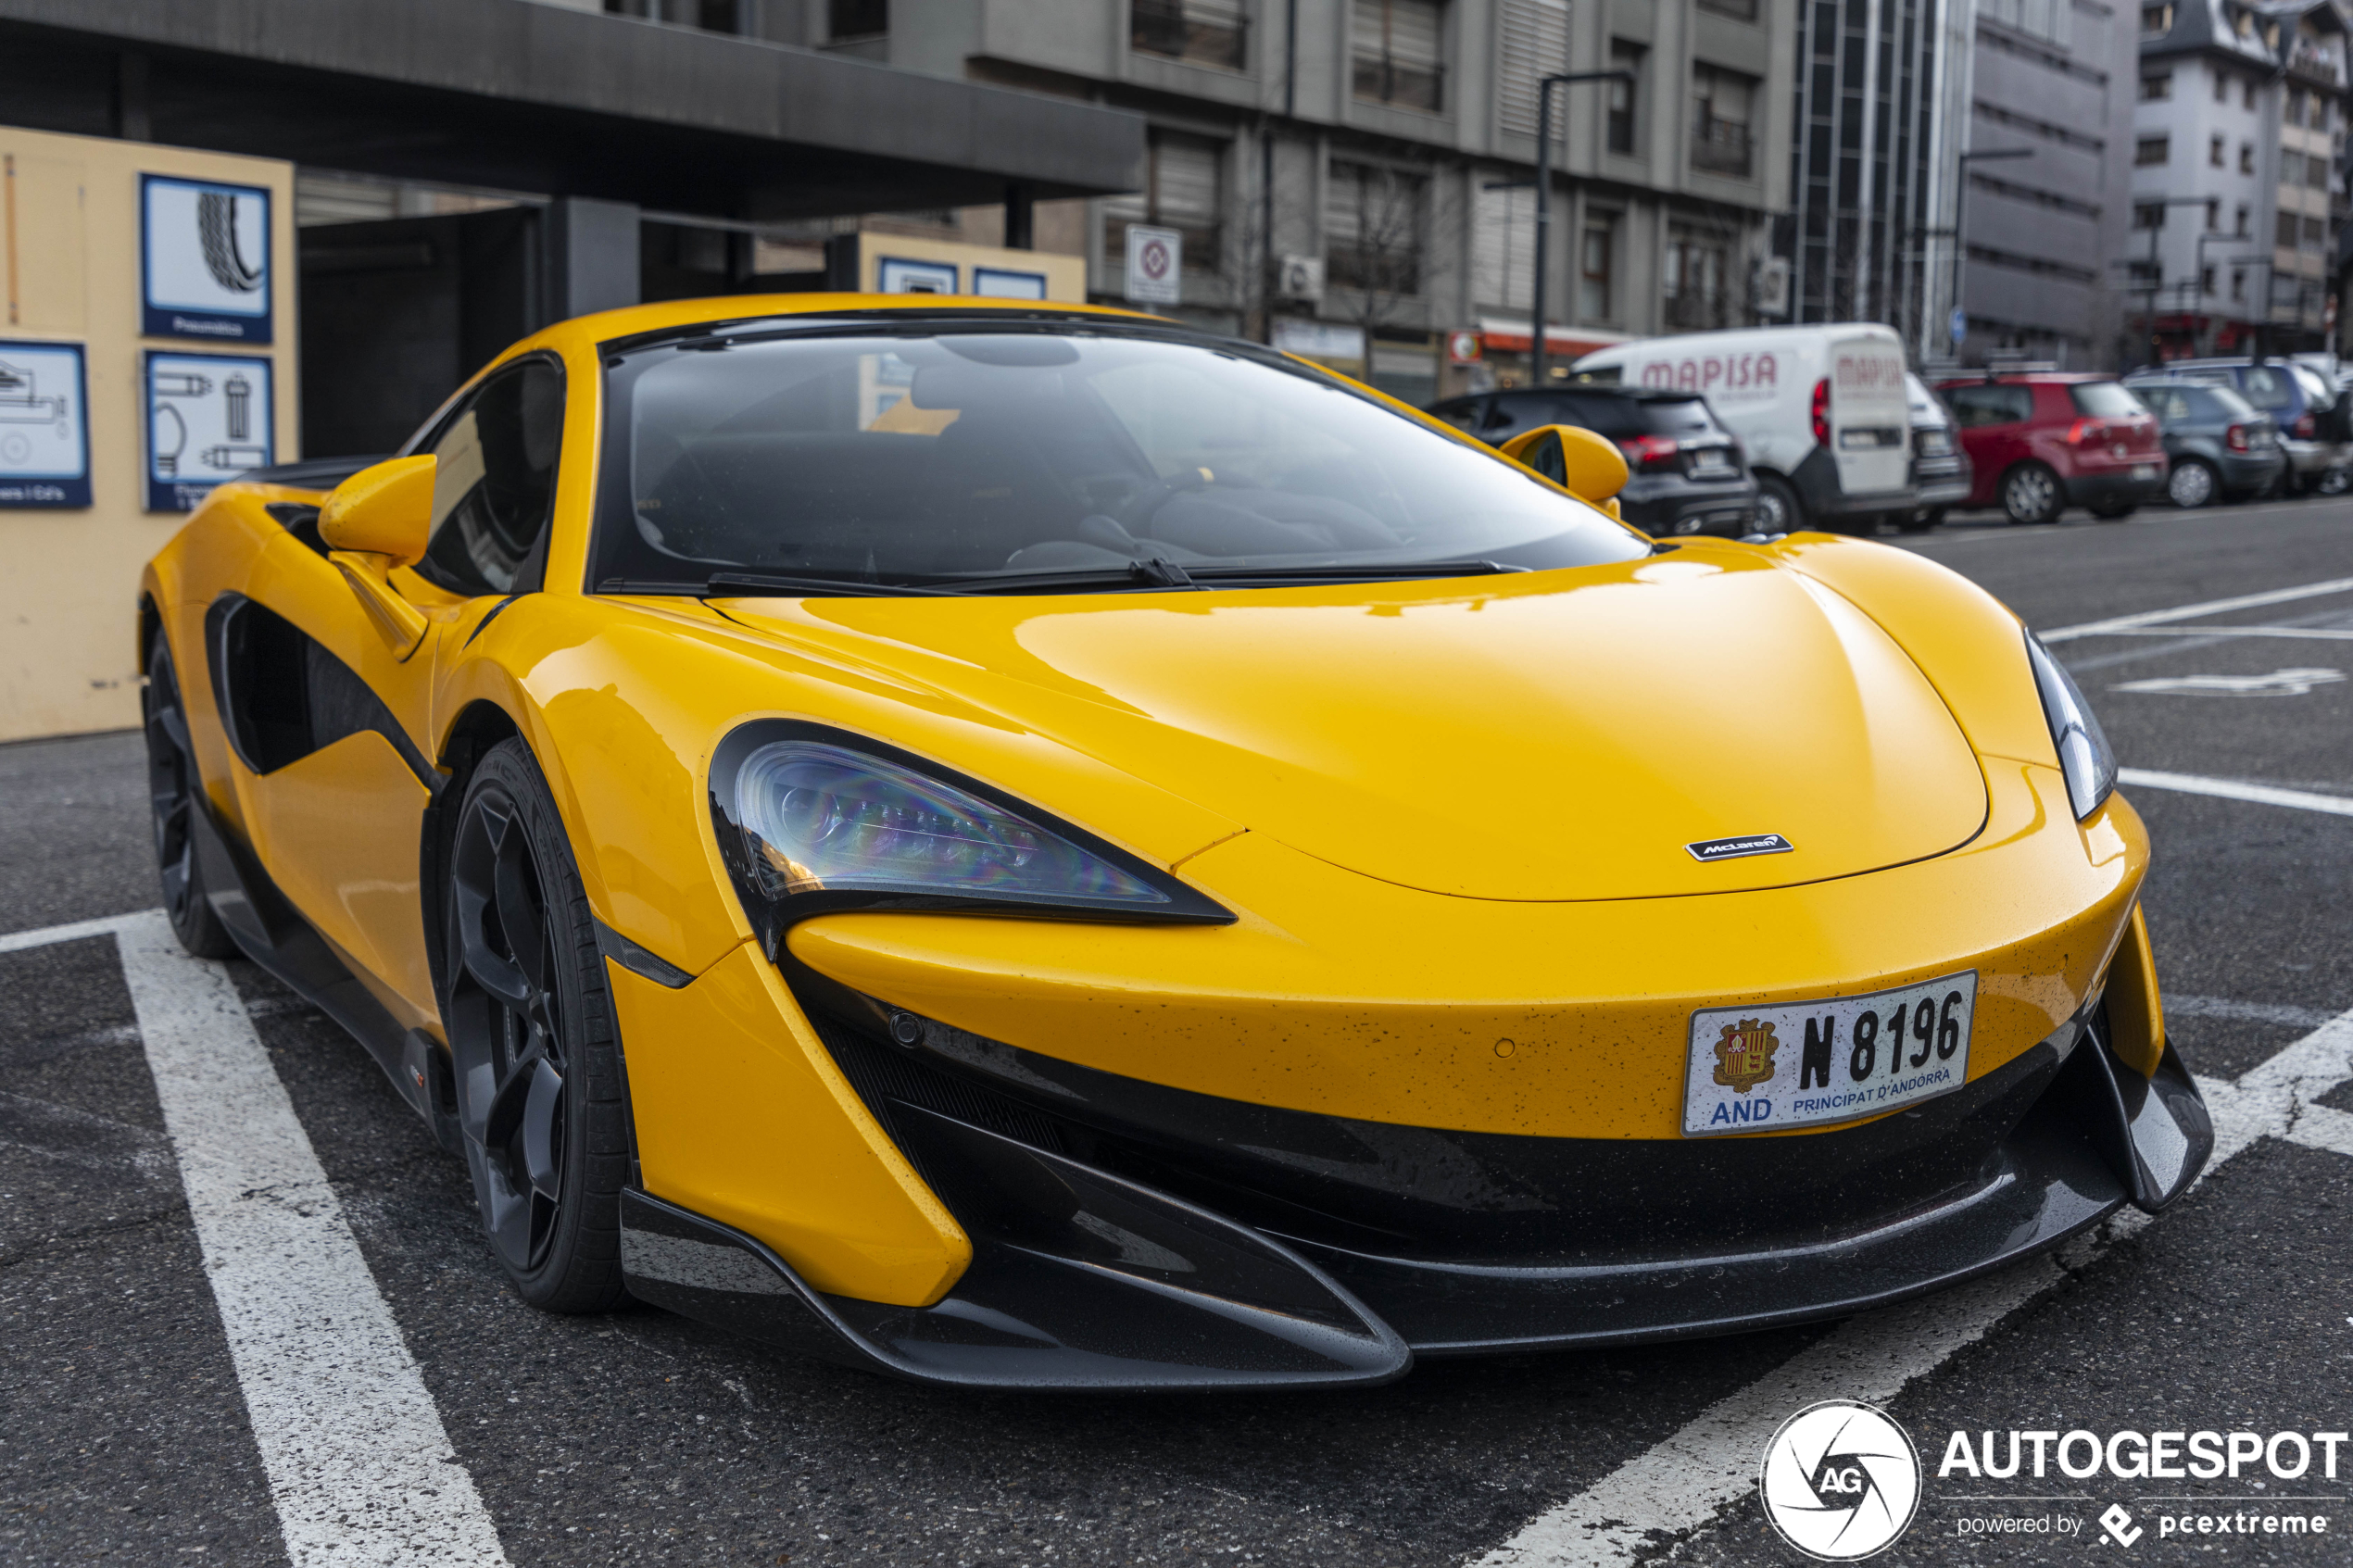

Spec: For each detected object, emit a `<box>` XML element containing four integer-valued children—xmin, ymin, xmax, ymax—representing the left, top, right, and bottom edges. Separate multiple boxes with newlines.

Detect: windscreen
<box><xmin>592</xmin><ymin>326</ymin><xmax>1648</xmax><ymax>591</ymax></box>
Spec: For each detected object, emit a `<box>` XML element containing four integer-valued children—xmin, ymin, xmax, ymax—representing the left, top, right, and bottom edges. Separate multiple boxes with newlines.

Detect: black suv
<box><xmin>1426</xmin><ymin>386</ymin><xmax>1758</xmax><ymax>536</ymax></box>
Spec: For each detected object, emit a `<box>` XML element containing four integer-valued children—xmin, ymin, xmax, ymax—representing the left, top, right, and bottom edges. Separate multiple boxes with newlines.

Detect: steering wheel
<box><xmin>1112</xmin><ymin>466</ymin><xmax>1211</xmax><ymax>534</ymax></box>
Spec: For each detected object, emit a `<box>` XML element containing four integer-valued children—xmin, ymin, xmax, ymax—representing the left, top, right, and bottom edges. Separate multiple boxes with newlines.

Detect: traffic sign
<box><xmin>1124</xmin><ymin>224</ymin><xmax>1182</xmax><ymax>306</ymax></box>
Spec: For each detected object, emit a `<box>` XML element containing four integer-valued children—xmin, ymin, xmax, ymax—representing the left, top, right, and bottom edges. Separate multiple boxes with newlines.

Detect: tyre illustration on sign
<box><xmin>142</xmin><ymin>175</ymin><xmax>273</xmax><ymax>343</ymax></box>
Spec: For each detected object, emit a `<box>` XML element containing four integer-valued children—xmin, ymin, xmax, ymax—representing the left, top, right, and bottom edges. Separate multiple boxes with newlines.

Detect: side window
<box><xmin>2237</xmin><ymin>367</ymin><xmax>2294</xmax><ymax>410</ymax></box>
<box><xmin>1944</xmin><ymin>385</ymin><xmax>2032</xmax><ymax>427</ymax></box>
<box><xmin>414</xmin><ymin>359</ymin><xmax>565</xmax><ymax>596</ymax></box>
<box><xmin>1428</xmin><ymin>398</ymin><xmax>1485</xmax><ymax>434</ymax></box>
<box><xmin>1489</xmin><ymin>395</ymin><xmax>1547</xmax><ymax>437</ymax></box>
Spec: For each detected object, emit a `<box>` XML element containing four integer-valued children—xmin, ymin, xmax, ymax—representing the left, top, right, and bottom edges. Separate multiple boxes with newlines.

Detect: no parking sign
<box><xmin>1124</xmin><ymin>224</ymin><xmax>1182</xmax><ymax>306</ymax></box>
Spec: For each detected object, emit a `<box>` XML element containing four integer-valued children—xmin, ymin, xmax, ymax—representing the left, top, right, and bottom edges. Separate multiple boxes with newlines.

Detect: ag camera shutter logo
<box><xmin>1759</xmin><ymin>1400</ymin><xmax>1922</xmax><ymax>1560</ymax></box>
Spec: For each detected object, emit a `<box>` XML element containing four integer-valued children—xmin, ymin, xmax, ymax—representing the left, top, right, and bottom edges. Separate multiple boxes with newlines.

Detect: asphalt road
<box><xmin>4</xmin><ymin>495</ymin><xmax>2351</xmax><ymax>1567</ymax></box>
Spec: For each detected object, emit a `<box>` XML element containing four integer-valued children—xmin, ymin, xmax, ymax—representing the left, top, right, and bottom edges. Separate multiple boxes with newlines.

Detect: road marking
<box><xmin>2167</xmin><ymin>994</ymin><xmax>2343</xmax><ymax>1030</ymax></box>
<box><xmin>0</xmin><ymin>907</ymin><xmax>156</xmax><ymax>954</ymax></box>
<box><xmin>112</xmin><ymin>911</ymin><xmax>510</xmax><ymax>1567</ymax></box>
<box><xmin>2110</xmin><ymin>668</ymin><xmax>2345</xmax><ymax>696</ymax></box>
<box><xmin>2119</xmin><ymin>768</ymin><xmax>2353</xmax><ymax>817</ymax></box>
<box><xmin>2284</xmin><ymin>1102</ymin><xmax>2353</xmax><ymax>1160</ymax></box>
<box><xmin>1472</xmin><ymin>1004</ymin><xmax>2353</xmax><ymax>1568</ymax></box>
<box><xmin>2040</xmin><ymin>575</ymin><xmax>2353</xmax><ymax>644</ymax></box>
<box><xmin>2095</xmin><ymin>624</ymin><xmax>2353</xmax><ymax>641</ymax></box>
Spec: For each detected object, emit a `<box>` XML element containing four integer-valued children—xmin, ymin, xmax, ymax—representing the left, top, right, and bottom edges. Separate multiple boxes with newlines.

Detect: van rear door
<box><xmin>1826</xmin><ymin>332</ymin><xmax>1910</xmax><ymax>495</ymax></box>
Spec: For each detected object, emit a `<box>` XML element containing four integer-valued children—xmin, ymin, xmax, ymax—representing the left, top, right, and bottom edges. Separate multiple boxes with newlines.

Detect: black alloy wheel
<box><xmin>143</xmin><ymin>641</ymin><xmax>239</xmax><ymax>960</ymax></box>
<box><xmin>1752</xmin><ymin>473</ymin><xmax>1805</xmax><ymax>534</ymax></box>
<box><xmin>444</xmin><ymin>738</ymin><xmax>630</xmax><ymax>1311</ymax></box>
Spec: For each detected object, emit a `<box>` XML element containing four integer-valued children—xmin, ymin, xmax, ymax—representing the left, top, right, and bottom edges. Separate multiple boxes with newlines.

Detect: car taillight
<box><xmin>2227</xmin><ymin>423</ymin><xmax>2250</xmax><ymax>453</ymax></box>
<box><xmin>2066</xmin><ymin>420</ymin><xmax>2094</xmax><ymax>445</ymax></box>
<box><xmin>2295</xmin><ymin>413</ymin><xmax>2316</xmax><ymax>439</ymax></box>
<box><xmin>1811</xmin><ymin>378</ymin><xmax>1830</xmax><ymax>448</ymax></box>
<box><xmin>1617</xmin><ymin>433</ymin><xmax>1681</xmax><ymax>470</ymax></box>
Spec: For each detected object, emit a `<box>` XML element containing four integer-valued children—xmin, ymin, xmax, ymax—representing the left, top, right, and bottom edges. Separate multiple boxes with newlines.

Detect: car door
<box><xmin>220</xmin><ymin>356</ymin><xmax>563</xmax><ymax>1029</ymax></box>
<box><xmin>1940</xmin><ymin>383</ymin><xmax>2033</xmax><ymax>503</ymax></box>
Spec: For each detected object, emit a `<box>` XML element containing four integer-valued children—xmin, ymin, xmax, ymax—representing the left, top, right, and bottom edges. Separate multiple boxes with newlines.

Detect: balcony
<box><xmin>2286</xmin><ymin>40</ymin><xmax>2343</xmax><ymax>89</ymax></box>
<box><xmin>1692</xmin><ymin>115</ymin><xmax>1753</xmax><ymax>178</ymax></box>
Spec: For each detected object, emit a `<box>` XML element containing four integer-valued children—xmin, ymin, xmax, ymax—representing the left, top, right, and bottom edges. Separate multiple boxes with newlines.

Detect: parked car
<box><xmin>1901</xmin><ymin>372</ymin><xmax>1971</xmax><ymax>531</ymax></box>
<box><xmin>2137</xmin><ymin>358</ymin><xmax>2351</xmax><ymax>494</ymax></box>
<box><xmin>1932</xmin><ymin>373</ymin><xmax>2167</xmax><ymax>524</ymax></box>
<box><xmin>1423</xmin><ymin>385</ymin><xmax>1757</xmax><ymax>536</ymax></box>
<box><xmin>2125</xmin><ymin>378</ymin><xmax>2284</xmax><ymax>508</ymax></box>
<box><xmin>1570</xmin><ymin>323</ymin><xmax>1917</xmax><ymax>535</ymax></box>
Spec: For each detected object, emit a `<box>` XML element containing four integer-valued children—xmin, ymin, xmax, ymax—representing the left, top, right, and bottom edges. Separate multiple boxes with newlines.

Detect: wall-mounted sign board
<box><xmin>141</xmin><ymin>174</ymin><xmax>273</xmax><ymax>343</ymax></box>
<box><xmin>974</xmin><ymin>266</ymin><xmax>1049</xmax><ymax>299</ymax></box>
<box><xmin>0</xmin><ymin>339</ymin><xmax>91</xmax><ymax>507</ymax></box>
<box><xmin>876</xmin><ymin>256</ymin><xmax>959</xmax><ymax>295</ymax></box>
<box><xmin>145</xmin><ymin>349</ymin><xmax>273</xmax><ymax>511</ymax></box>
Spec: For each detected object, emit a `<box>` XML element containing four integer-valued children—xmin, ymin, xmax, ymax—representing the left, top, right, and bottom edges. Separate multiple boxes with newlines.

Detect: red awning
<box><xmin>1477</xmin><ymin>318</ymin><xmax>1642</xmax><ymax>357</ymax></box>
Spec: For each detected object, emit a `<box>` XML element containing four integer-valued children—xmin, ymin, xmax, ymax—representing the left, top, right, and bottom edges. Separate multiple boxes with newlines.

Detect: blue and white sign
<box><xmin>0</xmin><ymin>340</ymin><xmax>91</xmax><ymax>508</ymax></box>
<box><xmin>974</xmin><ymin>266</ymin><xmax>1049</xmax><ymax>300</ymax></box>
<box><xmin>145</xmin><ymin>350</ymin><xmax>273</xmax><ymax>512</ymax></box>
<box><xmin>877</xmin><ymin>257</ymin><xmax>959</xmax><ymax>295</ymax></box>
<box><xmin>1949</xmin><ymin>307</ymin><xmax>1968</xmax><ymax>345</ymax></box>
<box><xmin>142</xmin><ymin>175</ymin><xmax>273</xmax><ymax>344</ymax></box>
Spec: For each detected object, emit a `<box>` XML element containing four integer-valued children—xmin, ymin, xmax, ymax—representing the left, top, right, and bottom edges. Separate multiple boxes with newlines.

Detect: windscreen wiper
<box><xmin>923</xmin><ymin>558</ymin><xmax>1530</xmax><ymax>595</ymax></box>
<box><xmin>1182</xmin><ymin>559</ymin><xmax>1525</xmax><ymax>583</ymax></box>
<box><xmin>702</xmin><ymin>571</ymin><xmax>970</xmax><ymax>597</ymax></box>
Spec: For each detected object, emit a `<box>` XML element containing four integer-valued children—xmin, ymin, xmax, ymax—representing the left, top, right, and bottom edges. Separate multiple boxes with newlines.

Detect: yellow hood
<box><xmin>710</xmin><ymin>549</ymin><xmax>1989</xmax><ymax>901</ymax></box>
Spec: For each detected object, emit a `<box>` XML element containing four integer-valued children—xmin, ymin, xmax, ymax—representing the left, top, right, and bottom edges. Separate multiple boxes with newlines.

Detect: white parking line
<box><xmin>2041</xmin><ymin>575</ymin><xmax>2353</xmax><ymax>644</ymax></box>
<box><xmin>2167</xmin><ymin>994</ymin><xmax>2342</xmax><ymax>1030</ymax></box>
<box><xmin>2119</xmin><ymin>768</ymin><xmax>2353</xmax><ymax>817</ymax></box>
<box><xmin>2095</xmin><ymin>624</ymin><xmax>2353</xmax><ymax>641</ymax></box>
<box><xmin>110</xmin><ymin>911</ymin><xmax>510</xmax><ymax>1567</ymax></box>
<box><xmin>1472</xmin><ymin>1005</ymin><xmax>2353</xmax><ymax>1567</ymax></box>
<box><xmin>0</xmin><ymin>908</ymin><xmax>154</xmax><ymax>954</ymax></box>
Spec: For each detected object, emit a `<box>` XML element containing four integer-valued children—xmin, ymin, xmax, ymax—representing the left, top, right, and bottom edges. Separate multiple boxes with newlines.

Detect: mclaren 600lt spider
<box><xmin>139</xmin><ymin>296</ymin><xmax>2211</xmax><ymax>1389</ymax></box>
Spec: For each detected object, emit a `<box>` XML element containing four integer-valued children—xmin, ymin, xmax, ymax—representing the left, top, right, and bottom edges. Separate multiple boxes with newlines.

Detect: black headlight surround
<box><xmin>2024</xmin><ymin>630</ymin><xmax>2118</xmax><ymax>822</ymax></box>
<box><xmin>707</xmin><ymin>719</ymin><xmax>1236</xmax><ymax>950</ymax></box>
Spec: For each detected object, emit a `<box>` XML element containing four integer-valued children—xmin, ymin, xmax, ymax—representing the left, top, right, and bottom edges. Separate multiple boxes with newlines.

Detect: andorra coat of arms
<box><xmin>1712</xmin><ymin>1018</ymin><xmax>1780</xmax><ymax>1093</ymax></box>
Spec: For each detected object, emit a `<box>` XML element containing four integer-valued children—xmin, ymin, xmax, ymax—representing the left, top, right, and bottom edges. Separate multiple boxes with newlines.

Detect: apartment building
<box><xmin>2131</xmin><ymin>0</ymin><xmax>2350</xmax><ymax>358</ymax></box>
<box><xmin>1953</xmin><ymin>0</ymin><xmax>2139</xmax><ymax>370</ymax></box>
<box><xmin>809</xmin><ymin>0</ymin><xmax>1797</xmax><ymax>399</ymax></box>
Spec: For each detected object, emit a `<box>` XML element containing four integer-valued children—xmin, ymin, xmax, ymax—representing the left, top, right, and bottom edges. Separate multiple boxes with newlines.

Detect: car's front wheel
<box><xmin>443</xmin><ymin>738</ymin><xmax>631</xmax><ymax>1313</ymax></box>
<box><xmin>143</xmin><ymin>641</ymin><xmax>240</xmax><ymax>960</ymax></box>
<box><xmin>2000</xmin><ymin>462</ymin><xmax>2063</xmax><ymax>525</ymax></box>
<box><xmin>2167</xmin><ymin>458</ymin><xmax>2218</xmax><ymax>509</ymax></box>
<box><xmin>1752</xmin><ymin>473</ymin><xmax>1805</xmax><ymax>534</ymax></box>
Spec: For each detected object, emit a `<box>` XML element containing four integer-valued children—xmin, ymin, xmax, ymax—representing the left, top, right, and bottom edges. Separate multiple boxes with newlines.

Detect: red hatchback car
<box><xmin>1933</xmin><ymin>373</ymin><xmax>2168</xmax><ymax>523</ymax></box>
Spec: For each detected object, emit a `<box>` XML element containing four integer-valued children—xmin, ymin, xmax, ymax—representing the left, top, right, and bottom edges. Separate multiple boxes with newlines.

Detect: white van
<box><xmin>1571</xmin><ymin>323</ymin><xmax>1917</xmax><ymax>533</ymax></box>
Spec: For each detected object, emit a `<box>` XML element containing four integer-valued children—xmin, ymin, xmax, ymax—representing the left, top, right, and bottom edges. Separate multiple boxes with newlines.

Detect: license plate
<box><xmin>2132</xmin><ymin>464</ymin><xmax>2160</xmax><ymax>479</ymax></box>
<box><xmin>1690</xmin><ymin>451</ymin><xmax>1734</xmax><ymax>475</ymax></box>
<box><xmin>1681</xmin><ymin>972</ymin><xmax>1977</xmax><ymax>1136</ymax></box>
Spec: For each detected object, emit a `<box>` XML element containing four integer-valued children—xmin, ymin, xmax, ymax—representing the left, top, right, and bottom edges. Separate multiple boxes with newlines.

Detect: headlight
<box><xmin>708</xmin><ymin>723</ymin><xmax>1231</xmax><ymax>937</ymax></box>
<box><xmin>2025</xmin><ymin>631</ymin><xmax>2116</xmax><ymax>820</ymax></box>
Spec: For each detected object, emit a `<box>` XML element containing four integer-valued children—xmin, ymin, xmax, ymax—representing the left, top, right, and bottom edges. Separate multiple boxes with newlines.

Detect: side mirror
<box><xmin>1499</xmin><ymin>424</ymin><xmax>1630</xmax><ymax>505</ymax></box>
<box><xmin>320</xmin><ymin>454</ymin><xmax>437</xmax><ymax>566</ymax></box>
<box><xmin>319</xmin><ymin>455</ymin><xmax>437</xmax><ymax>657</ymax></box>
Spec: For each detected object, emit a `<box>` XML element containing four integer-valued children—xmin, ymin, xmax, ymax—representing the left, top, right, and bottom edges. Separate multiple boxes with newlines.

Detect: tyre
<box><xmin>143</xmin><ymin>640</ymin><xmax>240</xmax><ymax>960</ymax></box>
<box><xmin>1753</xmin><ymin>473</ymin><xmax>1805</xmax><ymax>534</ymax></box>
<box><xmin>1999</xmin><ymin>462</ymin><xmax>2063</xmax><ymax>525</ymax></box>
<box><xmin>443</xmin><ymin>738</ymin><xmax>631</xmax><ymax>1312</ymax></box>
<box><xmin>2166</xmin><ymin>458</ymin><xmax>2218</xmax><ymax>509</ymax></box>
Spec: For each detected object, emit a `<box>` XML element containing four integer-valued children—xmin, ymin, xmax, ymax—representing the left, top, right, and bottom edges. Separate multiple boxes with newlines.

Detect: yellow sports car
<box><xmin>141</xmin><ymin>296</ymin><xmax>2210</xmax><ymax>1389</ymax></box>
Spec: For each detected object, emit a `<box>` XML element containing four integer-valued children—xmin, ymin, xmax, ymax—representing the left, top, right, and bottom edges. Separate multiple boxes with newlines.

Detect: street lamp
<box><xmin>1949</xmin><ymin>146</ymin><xmax>2032</xmax><ymax>357</ymax></box>
<box><xmin>1528</xmin><ymin>69</ymin><xmax>1635</xmax><ymax>388</ymax></box>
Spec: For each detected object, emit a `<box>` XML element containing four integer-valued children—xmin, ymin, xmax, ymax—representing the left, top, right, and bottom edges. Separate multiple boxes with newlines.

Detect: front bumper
<box><xmin>619</xmin><ymin>991</ymin><xmax>2208</xmax><ymax>1388</ymax></box>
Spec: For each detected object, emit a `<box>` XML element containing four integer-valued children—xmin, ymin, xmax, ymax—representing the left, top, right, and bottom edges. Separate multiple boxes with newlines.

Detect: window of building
<box><xmin>2305</xmin><ymin>214</ymin><xmax>2328</xmax><ymax>248</ymax></box>
<box><xmin>2236</xmin><ymin>203</ymin><xmax>2250</xmax><ymax>235</ymax></box>
<box><xmin>2311</xmin><ymin>156</ymin><xmax>2332</xmax><ymax>190</ymax></box>
<box><xmin>2278</xmin><ymin>209</ymin><xmax>2300</xmax><ymax>248</ymax></box>
<box><xmin>1691</xmin><ymin>64</ymin><xmax>1755</xmax><ymax>177</ymax></box>
<box><xmin>1102</xmin><ymin>132</ymin><xmax>1226</xmax><ymax>274</ymax></box>
<box><xmin>2140</xmin><ymin>71</ymin><xmax>2172</xmax><ymax>101</ymax></box>
<box><xmin>2284</xmin><ymin>150</ymin><xmax>2306</xmax><ymax>185</ymax></box>
<box><xmin>2244</xmin><ymin>79</ymin><xmax>2257</xmax><ymax>110</ymax></box>
<box><xmin>2214</xmin><ymin>69</ymin><xmax>2230</xmax><ymax>102</ymax></box>
<box><xmin>609</xmin><ymin>0</ymin><xmax>751</xmax><ymax>30</ymax></box>
<box><xmin>2201</xmin><ymin>265</ymin><xmax>2216</xmax><ymax>295</ymax></box>
<box><xmin>1471</xmin><ymin>179</ymin><xmax>1536</xmax><ymax>309</ymax></box>
<box><xmin>2133</xmin><ymin>202</ymin><xmax>2167</xmax><ymax>229</ymax></box>
<box><xmin>1352</xmin><ymin>0</ymin><xmax>1446</xmax><ymax>113</ymax></box>
<box><xmin>2241</xmin><ymin>142</ymin><xmax>2255</xmax><ymax>173</ymax></box>
<box><xmin>1662</xmin><ymin>227</ymin><xmax>1730</xmax><ymax>330</ymax></box>
<box><xmin>2206</xmin><ymin>197</ymin><xmax>2220</xmax><ymax>229</ymax></box>
<box><xmin>1696</xmin><ymin>0</ymin><xmax>1758</xmax><ymax>18</ymax></box>
<box><xmin>1325</xmin><ymin>161</ymin><xmax>1427</xmax><ymax>296</ymax></box>
<box><xmin>1497</xmin><ymin>0</ymin><xmax>1570</xmax><ymax>139</ymax></box>
<box><xmin>2137</xmin><ymin>135</ymin><xmax>2171</xmax><ymax>166</ymax></box>
<box><xmin>2208</xmin><ymin>133</ymin><xmax>2226</xmax><ymax>166</ymax></box>
<box><xmin>1605</xmin><ymin>40</ymin><xmax>1643</xmax><ymax>155</ymax></box>
<box><xmin>2125</xmin><ymin>258</ymin><xmax>2159</xmax><ymax>287</ymax></box>
<box><xmin>2286</xmin><ymin>87</ymin><xmax>2309</xmax><ymax>128</ymax></box>
<box><xmin>1130</xmin><ymin>0</ymin><xmax>1249</xmax><ymax>70</ymax></box>
<box><xmin>2139</xmin><ymin>3</ymin><xmax>2172</xmax><ymax>34</ymax></box>
<box><xmin>824</xmin><ymin>0</ymin><xmax>887</xmax><ymax>40</ymax></box>
<box><xmin>2231</xmin><ymin>266</ymin><xmax>2246</xmax><ymax>300</ymax></box>
<box><xmin>1579</xmin><ymin>219</ymin><xmax>1614</xmax><ymax>320</ymax></box>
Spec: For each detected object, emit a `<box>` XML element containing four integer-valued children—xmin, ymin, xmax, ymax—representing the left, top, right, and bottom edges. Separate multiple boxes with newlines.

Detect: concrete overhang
<box><xmin>0</xmin><ymin>0</ymin><xmax>1146</xmax><ymax>219</ymax></box>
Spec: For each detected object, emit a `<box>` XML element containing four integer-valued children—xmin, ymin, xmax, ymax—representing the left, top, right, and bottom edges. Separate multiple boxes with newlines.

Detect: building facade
<box><xmin>2131</xmin><ymin>0</ymin><xmax>2349</xmax><ymax>359</ymax></box>
<box><xmin>824</xmin><ymin>0</ymin><xmax>1799</xmax><ymax>400</ymax></box>
<box><xmin>1953</xmin><ymin>0</ymin><xmax>2139</xmax><ymax>370</ymax></box>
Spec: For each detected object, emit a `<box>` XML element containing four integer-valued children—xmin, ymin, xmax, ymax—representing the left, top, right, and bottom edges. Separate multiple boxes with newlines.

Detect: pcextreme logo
<box><xmin>1759</xmin><ymin>1400</ymin><xmax>1922</xmax><ymax>1561</ymax></box>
